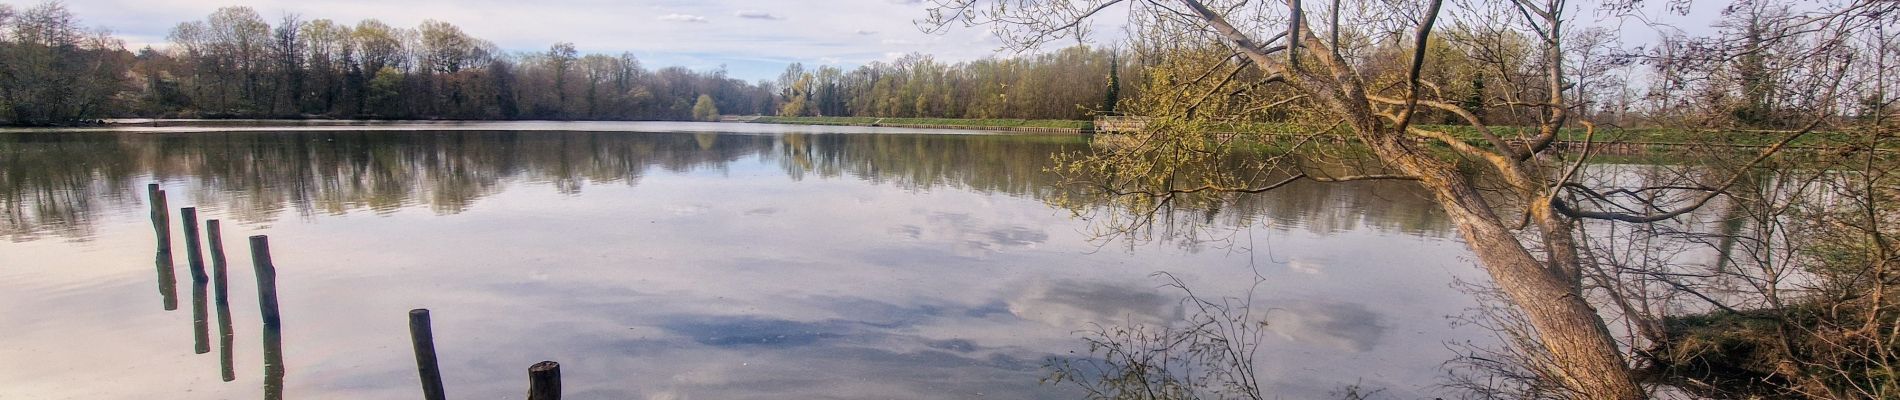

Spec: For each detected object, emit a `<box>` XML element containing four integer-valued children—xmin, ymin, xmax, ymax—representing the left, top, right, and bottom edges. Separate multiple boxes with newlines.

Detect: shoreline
<box><xmin>742</xmin><ymin>116</ymin><xmax>1094</xmax><ymax>134</ymax></box>
<box><xmin>9</xmin><ymin>118</ymin><xmax>1882</xmax><ymax>153</ymax></box>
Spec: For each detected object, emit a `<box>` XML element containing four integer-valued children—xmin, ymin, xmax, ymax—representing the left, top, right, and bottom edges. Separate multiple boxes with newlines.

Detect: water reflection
<box><xmin>183</xmin><ymin>208</ymin><xmax>211</xmax><ymax>355</ymax></box>
<box><xmin>1262</xmin><ymin>300</ymin><xmax>1388</xmax><ymax>352</ymax></box>
<box><xmin>147</xmin><ymin>185</ymin><xmax>177</xmax><ymax>311</ymax></box>
<box><xmin>0</xmin><ymin>123</ymin><xmax>1487</xmax><ymax>399</ymax></box>
<box><xmin>137</xmin><ymin>185</ymin><xmax>278</xmax><ymax>392</ymax></box>
<box><xmin>1</xmin><ymin>130</ymin><xmax>1450</xmax><ymax>242</ymax></box>
<box><xmin>248</xmin><ymin>235</ymin><xmax>286</xmax><ymax>400</ymax></box>
<box><xmin>1008</xmin><ymin>279</ymin><xmax>1183</xmax><ymax>328</ymax></box>
<box><xmin>264</xmin><ymin>324</ymin><xmax>285</xmax><ymax>400</ymax></box>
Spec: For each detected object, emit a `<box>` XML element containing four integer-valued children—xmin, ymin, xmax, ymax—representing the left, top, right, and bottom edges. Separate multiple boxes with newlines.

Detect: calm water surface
<box><xmin>1</xmin><ymin>121</ymin><xmax>1487</xmax><ymax>399</ymax></box>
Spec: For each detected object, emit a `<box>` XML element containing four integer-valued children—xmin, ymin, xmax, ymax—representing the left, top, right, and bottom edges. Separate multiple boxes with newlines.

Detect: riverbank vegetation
<box><xmin>925</xmin><ymin>0</ymin><xmax>1897</xmax><ymax>399</ymax></box>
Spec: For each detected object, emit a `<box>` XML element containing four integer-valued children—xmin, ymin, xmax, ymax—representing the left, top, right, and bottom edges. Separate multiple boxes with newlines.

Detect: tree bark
<box><xmin>1415</xmin><ymin>164</ymin><xmax>1646</xmax><ymax>400</ymax></box>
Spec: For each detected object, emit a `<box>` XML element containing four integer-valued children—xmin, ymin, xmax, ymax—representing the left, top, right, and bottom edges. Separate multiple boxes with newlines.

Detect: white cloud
<box><xmin>734</xmin><ymin>10</ymin><xmax>782</xmax><ymax>20</ymax></box>
<box><xmin>1287</xmin><ymin>256</ymin><xmax>1328</xmax><ymax>275</ymax></box>
<box><xmin>658</xmin><ymin>14</ymin><xmax>708</xmax><ymax>23</ymax></box>
<box><xmin>854</xmin><ymin>29</ymin><xmax>879</xmax><ymax>36</ymax></box>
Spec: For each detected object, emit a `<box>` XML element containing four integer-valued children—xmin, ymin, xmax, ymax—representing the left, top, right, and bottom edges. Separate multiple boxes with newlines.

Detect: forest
<box><xmin>0</xmin><ymin>2</ymin><xmax>1128</xmax><ymax>125</ymax></box>
<box><xmin>5</xmin><ymin>1</ymin><xmax>1888</xmax><ymax>130</ymax></box>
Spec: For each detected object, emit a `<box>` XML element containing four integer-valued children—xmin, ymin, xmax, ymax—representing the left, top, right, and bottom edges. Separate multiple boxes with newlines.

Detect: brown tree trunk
<box><xmin>1388</xmin><ymin>139</ymin><xmax>1646</xmax><ymax>400</ymax></box>
<box><xmin>1172</xmin><ymin>1</ymin><xmax>1648</xmax><ymax>396</ymax></box>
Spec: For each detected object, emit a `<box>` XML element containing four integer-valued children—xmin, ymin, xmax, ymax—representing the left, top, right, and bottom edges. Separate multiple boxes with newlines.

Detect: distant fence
<box><xmin>865</xmin><ymin>120</ymin><xmax>1088</xmax><ymax>134</ymax></box>
<box><xmin>1092</xmin><ymin>116</ymin><xmax>1151</xmax><ymax>133</ymax></box>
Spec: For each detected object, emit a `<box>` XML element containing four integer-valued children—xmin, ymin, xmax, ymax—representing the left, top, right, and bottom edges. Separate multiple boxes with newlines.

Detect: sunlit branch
<box><xmin>1367</xmin><ymin>94</ymin><xmax>1519</xmax><ymax>158</ymax></box>
<box><xmin>1391</xmin><ymin>0</ymin><xmax>1447</xmax><ymax>137</ymax></box>
<box><xmin>1180</xmin><ymin>0</ymin><xmax>1294</xmax><ymax>76</ymax></box>
<box><xmin>1104</xmin><ymin>172</ymin><xmax>1419</xmax><ymax>198</ymax></box>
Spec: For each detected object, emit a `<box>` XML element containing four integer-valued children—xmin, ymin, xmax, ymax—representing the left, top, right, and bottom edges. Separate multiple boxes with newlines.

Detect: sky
<box><xmin>34</xmin><ymin>0</ymin><xmax>1722</xmax><ymax>82</ymax></box>
<box><xmin>41</xmin><ymin>0</ymin><xmax>1099</xmax><ymax>82</ymax></box>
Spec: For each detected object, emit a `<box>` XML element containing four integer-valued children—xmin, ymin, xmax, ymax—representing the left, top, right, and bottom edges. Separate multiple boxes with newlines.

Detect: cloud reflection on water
<box><xmin>0</xmin><ymin>124</ymin><xmax>1486</xmax><ymax>399</ymax></box>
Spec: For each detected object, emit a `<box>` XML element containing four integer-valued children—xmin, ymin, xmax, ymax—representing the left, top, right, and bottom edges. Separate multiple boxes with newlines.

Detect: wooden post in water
<box><xmin>249</xmin><ymin>235</ymin><xmax>281</xmax><ymax>327</ymax></box>
<box><xmin>191</xmin><ymin>277</ymin><xmax>210</xmax><ymax>354</ymax></box>
<box><xmin>250</xmin><ymin>235</ymin><xmax>284</xmax><ymax>400</ymax></box>
<box><xmin>208</xmin><ymin>220</ymin><xmax>235</xmax><ymax>382</ymax></box>
<box><xmin>263</xmin><ymin>323</ymin><xmax>284</xmax><ymax>400</ymax></box>
<box><xmin>528</xmin><ymin>361</ymin><xmax>561</xmax><ymax>400</ymax></box>
<box><xmin>156</xmin><ymin>251</ymin><xmax>178</xmax><ymax>311</ymax></box>
<box><xmin>181</xmin><ymin>207</ymin><xmax>209</xmax><ymax>282</ymax></box>
<box><xmin>149</xmin><ymin>184</ymin><xmax>177</xmax><ymax>311</ymax></box>
<box><xmin>148</xmin><ymin>184</ymin><xmax>171</xmax><ymax>253</ymax></box>
<box><xmin>409</xmin><ymin>309</ymin><xmax>447</xmax><ymax>400</ymax></box>
<box><xmin>183</xmin><ymin>207</ymin><xmax>210</xmax><ymax>354</ymax></box>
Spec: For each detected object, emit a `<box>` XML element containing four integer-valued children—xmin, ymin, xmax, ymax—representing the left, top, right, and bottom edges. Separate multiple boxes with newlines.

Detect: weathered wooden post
<box><xmin>263</xmin><ymin>323</ymin><xmax>284</xmax><ymax>400</ymax></box>
<box><xmin>148</xmin><ymin>184</ymin><xmax>171</xmax><ymax>253</ymax></box>
<box><xmin>150</xmin><ymin>185</ymin><xmax>176</xmax><ymax>311</ymax></box>
<box><xmin>249</xmin><ymin>235</ymin><xmax>281</xmax><ymax>327</ymax></box>
<box><xmin>181</xmin><ymin>207</ymin><xmax>209</xmax><ymax>282</ymax></box>
<box><xmin>183</xmin><ymin>207</ymin><xmax>210</xmax><ymax>354</ymax></box>
<box><xmin>251</xmin><ymin>234</ymin><xmax>284</xmax><ymax>400</ymax></box>
<box><xmin>528</xmin><ymin>361</ymin><xmax>561</xmax><ymax>400</ymax></box>
<box><xmin>409</xmin><ymin>309</ymin><xmax>447</xmax><ymax>400</ymax></box>
<box><xmin>191</xmin><ymin>277</ymin><xmax>210</xmax><ymax>354</ymax></box>
<box><xmin>208</xmin><ymin>220</ymin><xmax>235</xmax><ymax>382</ymax></box>
<box><xmin>156</xmin><ymin>251</ymin><xmax>178</xmax><ymax>312</ymax></box>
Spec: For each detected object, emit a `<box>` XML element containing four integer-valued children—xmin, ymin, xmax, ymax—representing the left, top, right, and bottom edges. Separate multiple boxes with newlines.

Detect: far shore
<box><xmin>8</xmin><ymin>117</ymin><xmax>1881</xmax><ymax>154</ymax></box>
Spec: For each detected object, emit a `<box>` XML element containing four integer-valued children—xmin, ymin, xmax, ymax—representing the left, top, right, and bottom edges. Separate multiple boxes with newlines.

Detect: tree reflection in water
<box><xmin>0</xmin><ymin>128</ymin><xmax>1462</xmax><ymax>398</ymax></box>
<box><xmin>0</xmin><ymin>130</ymin><xmax>1449</xmax><ymax>244</ymax></box>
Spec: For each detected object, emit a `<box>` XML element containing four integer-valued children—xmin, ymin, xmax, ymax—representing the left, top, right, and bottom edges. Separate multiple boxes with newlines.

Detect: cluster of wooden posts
<box><xmin>147</xmin><ymin>183</ymin><xmax>282</xmax><ymax>398</ymax></box>
<box><xmin>147</xmin><ymin>183</ymin><xmax>562</xmax><ymax>399</ymax></box>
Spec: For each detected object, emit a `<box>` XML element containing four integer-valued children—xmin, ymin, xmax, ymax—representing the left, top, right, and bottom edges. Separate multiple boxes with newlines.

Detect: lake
<box><xmin>0</xmin><ymin>121</ymin><xmax>1489</xmax><ymax>399</ymax></box>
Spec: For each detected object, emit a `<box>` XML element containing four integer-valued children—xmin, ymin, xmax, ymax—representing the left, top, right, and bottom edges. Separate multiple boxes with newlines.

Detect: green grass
<box><xmin>749</xmin><ymin>116</ymin><xmax>1091</xmax><ymax>130</ymax></box>
<box><xmin>1187</xmin><ymin>121</ymin><xmax>1866</xmax><ymax>149</ymax></box>
<box><xmin>1418</xmin><ymin>124</ymin><xmax>1863</xmax><ymax>147</ymax></box>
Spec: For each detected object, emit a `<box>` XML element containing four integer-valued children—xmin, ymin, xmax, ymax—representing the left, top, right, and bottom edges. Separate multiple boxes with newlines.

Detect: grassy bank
<box><xmin>1191</xmin><ymin>121</ymin><xmax>1860</xmax><ymax>147</ymax></box>
<box><xmin>747</xmin><ymin>116</ymin><xmax>1864</xmax><ymax>148</ymax></box>
<box><xmin>748</xmin><ymin>116</ymin><xmax>1091</xmax><ymax>131</ymax></box>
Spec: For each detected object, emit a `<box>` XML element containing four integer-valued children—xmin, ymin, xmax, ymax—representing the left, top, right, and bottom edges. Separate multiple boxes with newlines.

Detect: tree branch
<box><xmin>1392</xmin><ymin>0</ymin><xmax>1448</xmax><ymax>136</ymax></box>
<box><xmin>1552</xmin><ymin>118</ymin><xmax>1820</xmax><ymax>223</ymax></box>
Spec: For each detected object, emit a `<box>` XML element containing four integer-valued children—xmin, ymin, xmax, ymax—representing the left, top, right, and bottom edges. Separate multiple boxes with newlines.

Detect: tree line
<box><xmin>774</xmin><ymin>46</ymin><xmax>1126</xmax><ymax>120</ymax></box>
<box><xmin>143</xmin><ymin>6</ymin><xmax>776</xmax><ymax>121</ymax></box>
<box><xmin>0</xmin><ymin>2</ymin><xmax>1135</xmax><ymax>126</ymax></box>
<box><xmin>0</xmin><ymin>2</ymin><xmax>128</xmax><ymax>125</ymax></box>
<box><xmin>6</xmin><ymin>1</ymin><xmax>1887</xmax><ymax>131</ymax></box>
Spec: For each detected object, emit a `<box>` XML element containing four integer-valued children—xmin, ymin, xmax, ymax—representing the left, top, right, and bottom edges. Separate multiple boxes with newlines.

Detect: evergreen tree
<box><xmin>1101</xmin><ymin>52</ymin><xmax>1120</xmax><ymax>115</ymax></box>
<box><xmin>1462</xmin><ymin>73</ymin><xmax>1486</xmax><ymax>122</ymax></box>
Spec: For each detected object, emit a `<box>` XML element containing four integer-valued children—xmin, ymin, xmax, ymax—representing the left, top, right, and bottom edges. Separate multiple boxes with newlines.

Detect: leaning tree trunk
<box><xmin>1387</xmin><ymin>139</ymin><xmax>1647</xmax><ymax>400</ymax></box>
<box><xmin>1172</xmin><ymin>0</ymin><xmax>1647</xmax><ymax>396</ymax></box>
